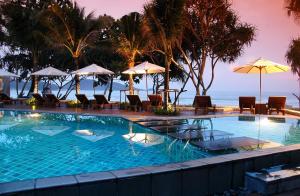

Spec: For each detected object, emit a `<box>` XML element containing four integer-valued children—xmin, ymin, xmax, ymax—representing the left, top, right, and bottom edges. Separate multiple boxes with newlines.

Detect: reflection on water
<box><xmin>0</xmin><ymin>110</ymin><xmax>207</xmax><ymax>183</ymax></box>
<box><xmin>284</xmin><ymin>120</ymin><xmax>300</xmax><ymax>146</ymax></box>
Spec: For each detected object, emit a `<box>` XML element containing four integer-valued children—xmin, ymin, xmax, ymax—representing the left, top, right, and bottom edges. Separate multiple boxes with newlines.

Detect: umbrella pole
<box><xmin>146</xmin><ymin>71</ymin><xmax>149</xmax><ymax>100</ymax></box>
<box><xmin>93</xmin><ymin>74</ymin><xmax>95</xmax><ymax>95</ymax></box>
<box><xmin>260</xmin><ymin>68</ymin><xmax>262</xmax><ymax>104</ymax></box>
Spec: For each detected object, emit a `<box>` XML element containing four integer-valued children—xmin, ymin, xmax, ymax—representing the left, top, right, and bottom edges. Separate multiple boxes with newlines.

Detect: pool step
<box><xmin>137</xmin><ymin>120</ymin><xmax>188</xmax><ymax>127</ymax></box>
<box><xmin>190</xmin><ymin>136</ymin><xmax>269</xmax><ymax>151</ymax></box>
<box><xmin>168</xmin><ymin>130</ymin><xmax>233</xmax><ymax>141</ymax></box>
<box><xmin>151</xmin><ymin>124</ymin><xmax>207</xmax><ymax>133</ymax></box>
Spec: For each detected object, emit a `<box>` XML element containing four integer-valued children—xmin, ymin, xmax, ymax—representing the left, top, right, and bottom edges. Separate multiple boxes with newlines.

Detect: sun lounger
<box><xmin>93</xmin><ymin>94</ymin><xmax>118</xmax><ymax>109</ymax></box>
<box><xmin>148</xmin><ymin>94</ymin><xmax>163</xmax><ymax>110</ymax></box>
<box><xmin>239</xmin><ymin>96</ymin><xmax>256</xmax><ymax>114</ymax></box>
<box><xmin>44</xmin><ymin>94</ymin><xmax>62</xmax><ymax>107</ymax></box>
<box><xmin>267</xmin><ymin>96</ymin><xmax>286</xmax><ymax>115</ymax></box>
<box><xmin>126</xmin><ymin>95</ymin><xmax>149</xmax><ymax>112</ymax></box>
<box><xmin>193</xmin><ymin>96</ymin><xmax>216</xmax><ymax>114</ymax></box>
<box><xmin>32</xmin><ymin>93</ymin><xmax>46</xmax><ymax>106</ymax></box>
<box><xmin>76</xmin><ymin>94</ymin><xmax>92</xmax><ymax>108</ymax></box>
<box><xmin>0</xmin><ymin>93</ymin><xmax>14</xmax><ymax>104</ymax></box>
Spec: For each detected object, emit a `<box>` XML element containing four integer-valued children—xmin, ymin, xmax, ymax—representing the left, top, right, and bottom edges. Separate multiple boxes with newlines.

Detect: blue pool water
<box><xmin>0</xmin><ymin>111</ymin><xmax>206</xmax><ymax>183</ymax></box>
<box><xmin>1</xmin><ymin>111</ymin><xmax>300</xmax><ymax>183</ymax></box>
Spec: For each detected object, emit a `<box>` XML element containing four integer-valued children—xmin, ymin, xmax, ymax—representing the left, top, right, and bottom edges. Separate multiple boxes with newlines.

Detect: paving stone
<box><xmin>0</xmin><ymin>180</ymin><xmax>35</xmax><ymax>195</ymax></box>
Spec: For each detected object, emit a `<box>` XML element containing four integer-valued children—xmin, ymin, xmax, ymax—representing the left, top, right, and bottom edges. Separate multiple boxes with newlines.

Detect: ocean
<box><xmin>9</xmin><ymin>89</ymin><xmax>299</xmax><ymax>108</ymax></box>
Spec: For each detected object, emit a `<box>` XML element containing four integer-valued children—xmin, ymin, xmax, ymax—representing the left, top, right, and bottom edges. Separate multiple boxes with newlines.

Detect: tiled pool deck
<box><xmin>1</xmin><ymin>105</ymin><xmax>300</xmax><ymax>195</ymax></box>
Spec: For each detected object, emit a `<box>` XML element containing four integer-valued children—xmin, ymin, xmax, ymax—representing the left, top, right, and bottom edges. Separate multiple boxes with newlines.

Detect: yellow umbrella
<box><xmin>233</xmin><ymin>58</ymin><xmax>290</xmax><ymax>102</ymax></box>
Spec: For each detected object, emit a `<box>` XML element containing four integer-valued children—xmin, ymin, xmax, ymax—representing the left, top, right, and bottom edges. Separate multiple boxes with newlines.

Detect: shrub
<box><xmin>25</xmin><ymin>97</ymin><xmax>37</xmax><ymax>106</ymax></box>
<box><xmin>66</xmin><ymin>100</ymin><xmax>80</xmax><ymax>108</ymax></box>
<box><xmin>154</xmin><ymin>105</ymin><xmax>180</xmax><ymax>116</ymax></box>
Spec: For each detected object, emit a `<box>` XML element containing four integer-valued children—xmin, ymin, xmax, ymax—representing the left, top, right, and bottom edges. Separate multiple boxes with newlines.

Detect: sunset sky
<box><xmin>77</xmin><ymin>0</ymin><xmax>300</xmax><ymax>94</ymax></box>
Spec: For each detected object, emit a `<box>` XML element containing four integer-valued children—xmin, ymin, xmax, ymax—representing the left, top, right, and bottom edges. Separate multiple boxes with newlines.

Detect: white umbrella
<box><xmin>233</xmin><ymin>58</ymin><xmax>290</xmax><ymax>102</ymax></box>
<box><xmin>72</xmin><ymin>64</ymin><xmax>114</xmax><ymax>94</ymax></box>
<box><xmin>31</xmin><ymin>66</ymin><xmax>68</xmax><ymax>76</ymax></box>
<box><xmin>0</xmin><ymin>69</ymin><xmax>19</xmax><ymax>77</ymax></box>
<box><xmin>122</xmin><ymin>61</ymin><xmax>165</xmax><ymax>97</ymax></box>
<box><xmin>31</xmin><ymin>67</ymin><xmax>68</xmax><ymax>93</ymax></box>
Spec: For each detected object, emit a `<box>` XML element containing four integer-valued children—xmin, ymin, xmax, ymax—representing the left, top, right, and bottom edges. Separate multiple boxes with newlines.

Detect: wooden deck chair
<box><xmin>148</xmin><ymin>94</ymin><xmax>163</xmax><ymax>110</ymax></box>
<box><xmin>193</xmin><ymin>96</ymin><xmax>216</xmax><ymax>114</ymax></box>
<box><xmin>0</xmin><ymin>93</ymin><xmax>14</xmax><ymax>104</ymax></box>
<box><xmin>127</xmin><ymin>95</ymin><xmax>149</xmax><ymax>112</ymax></box>
<box><xmin>267</xmin><ymin>96</ymin><xmax>286</xmax><ymax>115</ymax></box>
<box><xmin>93</xmin><ymin>94</ymin><xmax>118</xmax><ymax>109</ymax></box>
<box><xmin>76</xmin><ymin>94</ymin><xmax>91</xmax><ymax>108</ymax></box>
<box><xmin>45</xmin><ymin>94</ymin><xmax>61</xmax><ymax>107</ymax></box>
<box><xmin>239</xmin><ymin>96</ymin><xmax>256</xmax><ymax>114</ymax></box>
<box><xmin>32</xmin><ymin>93</ymin><xmax>46</xmax><ymax>106</ymax></box>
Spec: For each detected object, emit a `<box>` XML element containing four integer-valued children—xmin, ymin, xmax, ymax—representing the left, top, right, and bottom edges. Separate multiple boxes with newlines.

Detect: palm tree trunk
<box><xmin>29</xmin><ymin>50</ymin><xmax>38</xmax><ymax>95</ymax></box>
<box><xmin>163</xmin><ymin>52</ymin><xmax>171</xmax><ymax>110</ymax></box>
<box><xmin>128</xmin><ymin>58</ymin><xmax>135</xmax><ymax>95</ymax></box>
<box><xmin>108</xmin><ymin>77</ymin><xmax>114</xmax><ymax>101</ymax></box>
<box><xmin>74</xmin><ymin>57</ymin><xmax>80</xmax><ymax>94</ymax></box>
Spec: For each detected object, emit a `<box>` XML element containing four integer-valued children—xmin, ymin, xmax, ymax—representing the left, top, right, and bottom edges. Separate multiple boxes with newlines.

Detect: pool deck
<box><xmin>1</xmin><ymin>104</ymin><xmax>299</xmax><ymax>121</ymax></box>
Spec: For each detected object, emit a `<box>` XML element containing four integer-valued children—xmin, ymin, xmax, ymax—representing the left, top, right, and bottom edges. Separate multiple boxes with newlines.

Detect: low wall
<box><xmin>1</xmin><ymin>144</ymin><xmax>300</xmax><ymax>196</ymax></box>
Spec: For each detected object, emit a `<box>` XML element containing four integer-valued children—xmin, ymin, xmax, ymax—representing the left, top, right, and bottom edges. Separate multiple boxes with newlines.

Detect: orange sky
<box><xmin>76</xmin><ymin>0</ymin><xmax>300</xmax><ymax>93</ymax></box>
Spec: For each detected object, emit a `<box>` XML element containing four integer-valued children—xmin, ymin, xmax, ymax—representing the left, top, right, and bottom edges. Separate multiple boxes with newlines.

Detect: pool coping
<box><xmin>1</xmin><ymin>108</ymin><xmax>300</xmax><ymax>195</ymax></box>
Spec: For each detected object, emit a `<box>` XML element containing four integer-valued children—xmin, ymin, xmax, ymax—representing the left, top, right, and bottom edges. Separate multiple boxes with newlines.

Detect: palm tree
<box><xmin>286</xmin><ymin>0</ymin><xmax>300</xmax><ymax>21</ymax></box>
<box><xmin>286</xmin><ymin>39</ymin><xmax>300</xmax><ymax>108</ymax></box>
<box><xmin>1</xmin><ymin>0</ymin><xmax>49</xmax><ymax>94</ymax></box>
<box><xmin>116</xmin><ymin>12</ymin><xmax>149</xmax><ymax>95</ymax></box>
<box><xmin>144</xmin><ymin>0</ymin><xmax>186</xmax><ymax>109</ymax></box>
<box><xmin>42</xmin><ymin>2</ymin><xmax>101</xmax><ymax>94</ymax></box>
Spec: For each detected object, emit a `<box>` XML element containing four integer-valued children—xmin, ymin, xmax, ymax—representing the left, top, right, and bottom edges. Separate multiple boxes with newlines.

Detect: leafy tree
<box><xmin>114</xmin><ymin>12</ymin><xmax>149</xmax><ymax>95</ymax></box>
<box><xmin>144</xmin><ymin>0</ymin><xmax>186</xmax><ymax>109</ymax></box>
<box><xmin>286</xmin><ymin>39</ymin><xmax>300</xmax><ymax>108</ymax></box>
<box><xmin>286</xmin><ymin>0</ymin><xmax>300</xmax><ymax>21</ymax></box>
<box><xmin>176</xmin><ymin>0</ymin><xmax>255</xmax><ymax>95</ymax></box>
<box><xmin>42</xmin><ymin>2</ymin><xmax>102</xmax><ymax>94</ymax></box>
<box><xmin>1</xmin><ymin>0</ymin><xmax>49</xmax><ymax>94</ymax></box>
<box><xmin>1</xmin><ymin>0</ymin><xmax>72</xmax><ymax>95</ymax></box>
<box><xmin>285</xmin><ymin>0</ymin><xmax>300</xmax><ymax>108</ymax></box>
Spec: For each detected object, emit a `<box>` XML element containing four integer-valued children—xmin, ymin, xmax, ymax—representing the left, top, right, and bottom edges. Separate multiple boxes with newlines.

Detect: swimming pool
<box><xmin>0</xmin><ymin>111</ymin><xmax>300</xmax><ymax>183</ymax></box>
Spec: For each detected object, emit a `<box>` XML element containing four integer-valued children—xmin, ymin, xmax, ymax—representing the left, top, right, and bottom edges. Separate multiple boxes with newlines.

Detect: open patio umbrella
<box><xmin>31</xmin><ymin>67</ymin><xmax>68</xmax><ymax>93</ymax></box>
<box><xmin>233</xmin><ymin>58</ymin><xmax>290</xmax><ymax>102</ymax></box>
<box><xmin>31</xmin><ymin>67</ymin><xmax>68</xmax><ymax>77</ymax></box>
<box><xmin>122</xmin><ymin>61</ymin><xmax>165</xmax><ymax>97</ymax></box>
<box><xmin>72</xmin><ymin>64</ymin><xmax>114</xmax><ymax>94</ymax></box>
<box><xmin>0</xmin><ymin>69</ymin><xmax>19</xmax><ymax>78</ymax></box>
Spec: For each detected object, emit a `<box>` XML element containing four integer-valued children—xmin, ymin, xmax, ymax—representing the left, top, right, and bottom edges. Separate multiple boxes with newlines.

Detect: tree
<box><xmin>285</xmin><ymin>0</ymin><xmax>300</xmax><ymax>108</ymax></box>
<box><xmin>42</xmin><ymin>2</ymin><xmax>102</xmax><ymax>94</ymax></box>
<box><xmin>176</xmin><ymin>0</ymin><xmax>255</xmax><ymax>95</ymax></box>
<box><xmin>1</xmin><ymin>0</ymin><xmax>49</xmax><ymax>94</ymax></box>
<box><xmin>144</xmin><ymin>0</ymin><xmax>186</xmax><ymax>109</ymax></box>
<box><xmin>115</xmin><ymin>12</ymin><xmax>149</xmax><ymax>95</ymax></box>
<box><xmin>1</xmin><ymin>0</ymin><xmax>72</xmax><ymax>96</ymax></box>
<box><xmin>286</xmin><ymin>39</ymin><xmax>300</xmax><ymax>108</ymax></box>
<box><xmin>286</xmin><ymin>0</ymin><xmax>300</xmax><ymax>21</ymax></box>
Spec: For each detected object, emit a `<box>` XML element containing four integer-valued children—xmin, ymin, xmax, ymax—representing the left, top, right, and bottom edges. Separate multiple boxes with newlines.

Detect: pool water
<box><xmin>1</xmin><ymin>111</ymin><xmax>300</xmax><ymax>183</ymax></box>
<box><xmin>0</xmin><ymin>111</ymin><xmax>206</xmax><ymax>183</ymax></box>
